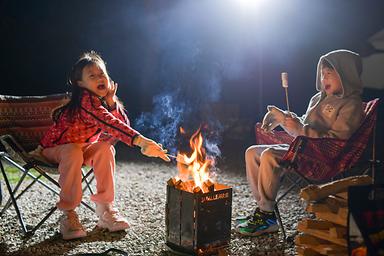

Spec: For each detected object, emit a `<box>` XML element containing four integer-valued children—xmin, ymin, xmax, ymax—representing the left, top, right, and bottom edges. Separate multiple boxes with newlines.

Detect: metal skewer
<box><xmin>167</xmin><ymin>154</ymin><xmax>188</xmax><ymax>165</ymax></box>
<box><xmin>167</xmin><ymin>154</ymin><xmax>177</xmax><ymax>160</ymax></box>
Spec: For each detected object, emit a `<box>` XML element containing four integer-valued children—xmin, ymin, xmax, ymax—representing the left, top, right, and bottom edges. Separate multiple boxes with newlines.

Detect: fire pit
<box><xmin>165</xmin><ymin>128</ymin><xmax>232</xmax><ymax>255</ymax></box>
<box><xmin>166</xmin><ymin>179</ymin><xmax>232</xmax><ymax>255</ymax></box>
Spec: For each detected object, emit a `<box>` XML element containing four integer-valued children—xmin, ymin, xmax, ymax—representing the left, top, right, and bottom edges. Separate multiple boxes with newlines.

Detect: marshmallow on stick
<box><xmin>281</xmin><ymin>72</ymin><xmax>291</xmax><ymax>113</ymax></box>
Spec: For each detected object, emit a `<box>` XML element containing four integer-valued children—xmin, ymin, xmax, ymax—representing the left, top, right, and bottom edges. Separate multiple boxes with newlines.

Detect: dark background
<box><xmin>1</xmin><ymin>0</ymin><xmax>384</xmax><ymax>169</ymax></box>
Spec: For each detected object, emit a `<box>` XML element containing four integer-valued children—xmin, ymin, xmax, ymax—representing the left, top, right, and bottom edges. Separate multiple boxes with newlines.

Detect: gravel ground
<box><xmin>0</xmin><ymin>151</ymin><xmax>309</xmax><ymax>256</ymax></box>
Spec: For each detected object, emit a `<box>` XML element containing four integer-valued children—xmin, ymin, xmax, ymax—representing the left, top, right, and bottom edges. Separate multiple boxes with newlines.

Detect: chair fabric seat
<box><xmin>0</xmin><ymin>93</ymin><xmax>70</xmax><ymax>151</ymax></box>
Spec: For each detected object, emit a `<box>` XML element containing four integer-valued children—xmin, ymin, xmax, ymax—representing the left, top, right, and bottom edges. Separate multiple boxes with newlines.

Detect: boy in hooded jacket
<box><xmin>236</xmin><ymin>49</ymin><xmax>364</xmax><ymax>236</ymax></box>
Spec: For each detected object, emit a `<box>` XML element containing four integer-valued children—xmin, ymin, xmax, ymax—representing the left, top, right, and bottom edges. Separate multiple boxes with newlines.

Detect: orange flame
<box><xmin>176</xmin><ymin>128</ymin><xmax>214</xmax><ymax>191</ymax></box>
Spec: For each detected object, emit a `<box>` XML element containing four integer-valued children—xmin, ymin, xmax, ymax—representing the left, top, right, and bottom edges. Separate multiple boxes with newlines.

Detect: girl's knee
<box><xmin>61</xmin><ymin>144</ymin><xmax>84</xmax><ymax>163</ymax></box>
<box><xmin>93</xmin><ymin>142</ymin><xmax>115</xmax><ymax>158</ymax></box>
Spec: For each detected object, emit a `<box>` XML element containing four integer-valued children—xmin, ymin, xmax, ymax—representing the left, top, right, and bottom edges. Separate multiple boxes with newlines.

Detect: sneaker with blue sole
<box><xmin>236</xmin><ymin>209</ymin><xmax>278</xmax><ymax>236</ymax></box>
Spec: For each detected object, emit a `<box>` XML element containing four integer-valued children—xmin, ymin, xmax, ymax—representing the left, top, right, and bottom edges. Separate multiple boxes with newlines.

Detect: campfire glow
<box><xmin>174</xmin><ymin>128</ymin><xmax>215</xmax><ymax>193</ymax></box>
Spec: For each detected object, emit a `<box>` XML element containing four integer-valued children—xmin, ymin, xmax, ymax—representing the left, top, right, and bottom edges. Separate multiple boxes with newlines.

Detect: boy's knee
<box><xmin>261</xmin><ymin>148</ymin><xmax>283</xmax><ymax>173</ymax></box>
<box><xmin>245</xmin><ymin>145</ymin><xmax>261</xmax><ymax>161</ymax></box>
<box><xmin>260</xmin><ymin>148</ymin><xmax>275</xmax><ymax>162</ymax></box>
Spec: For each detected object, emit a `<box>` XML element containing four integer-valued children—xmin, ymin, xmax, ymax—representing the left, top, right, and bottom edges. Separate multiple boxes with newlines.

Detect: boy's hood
<box><xmin>316</xmin><ymin>49</ymin><xmax>363</xmax><ymax>98</ymax></box>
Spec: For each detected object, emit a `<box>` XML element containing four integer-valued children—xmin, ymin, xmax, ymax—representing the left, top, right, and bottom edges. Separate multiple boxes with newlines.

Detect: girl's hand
<box><xmin>105</xmin><ymin>80</ymin><xmax>118</xmax><ymax>108</ymax></box>
<box><xmin>133</xmin><ymin>135</ymin><xmax>171</xmax><ymax>162</ymax></box>
<box><xmin>282</xmin><ymin>116</ymin><xmax>303</xmax><ymax>137</ymax></box>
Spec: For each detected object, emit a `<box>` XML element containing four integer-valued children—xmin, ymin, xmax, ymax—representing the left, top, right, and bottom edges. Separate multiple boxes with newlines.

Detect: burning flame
<box><xmin>176</xmin><ymin>128</ymin><xmax>214</xmax><ymax>190</ymax></box>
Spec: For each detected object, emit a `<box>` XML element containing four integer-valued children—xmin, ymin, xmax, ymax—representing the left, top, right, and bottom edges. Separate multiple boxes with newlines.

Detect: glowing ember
<box><xmin>175</xmin><ymin>128</ymin><xmax>214</xmax><ymax>192</ymax></box>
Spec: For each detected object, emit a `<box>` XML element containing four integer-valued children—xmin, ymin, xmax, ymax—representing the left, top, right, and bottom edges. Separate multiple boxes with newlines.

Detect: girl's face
<box><xmin>78</xmin><ymin>63</ymin><xmax>110</xmax><ymax>97</ymax></box>
<box><xmin>320</xmin><ymin>66</ymin><xmax>343</xmax><ymax>96</ymax></box>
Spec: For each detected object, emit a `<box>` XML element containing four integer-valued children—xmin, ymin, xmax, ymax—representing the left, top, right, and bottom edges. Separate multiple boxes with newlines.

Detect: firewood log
<box><xmin>295</xmin><ymin>234</ymin><xmax>322</xmax><ymax>246</ymax></box>
<box><xmin>315</xmin><ymin>211</ymin><xmax>348</xmax><ymax>227</ymax></box>
<box><xmin>329</xmin><ymin>226</ymin><xmax>347</xmax><ymax>239</ymax></box>
<box><xmin>306</xmin><ymin>201</ymin><xmax>338</xmax><ymax>214</ymax></box>
<box><xmin>300</xmin><ymin>175</ymin><xmax>372</xmax><ymax>202</ymax></box>
<box><xmin>338</xmin><ymin>207</ymin><xmax>348</xmax><ymax>220</ymax></box>
<box><xmin>174</xmin><ymin>179</ymin><xmax>183</xmax><ymax>190</ymax></box>
<box><xmin>298</xmin><ymin>220</ymin><xmax>347</xmax><ymax>246</ymax></box>
<box><xmin>335</xmin><ymin>191</ymin><xmax>348</xmax><ymax>200</ymax></box>
<box><xmin>296</xmin><ymin>246</ymin><xmax>321</xmax><ymax>256</ymax></box>
<box><xmin>296</xmin><ymin>234</ymin><xmax>348</xmax><ymax>255</ymax></box>
<box><xmin>299</xmin><ymin>219</ymin><xmax>334</xmax><ymax>230</ymax></box>
<box><xmin>193</xmin><ymin>186</ymin><xmax>203</xmax><ymax>194</ymax></box>
<box><xmin>203</xmin><ymin>180</ymin><xmax>215</xmax><ymax>193</ymax></box>
<box><xmin>325</xmin><ymin>195</ymin><xmax>347</xmax><ymax>208</ymax></box>
<box><xmin>167</xmin><ymin>177</ymin><xmax>177</xmax><ymax>187</ymax></box>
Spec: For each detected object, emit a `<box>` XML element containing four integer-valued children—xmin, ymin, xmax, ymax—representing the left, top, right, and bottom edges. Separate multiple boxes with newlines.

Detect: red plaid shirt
<box><xmin>40</xmin><ymin>90</ymin><xmax>139</xmax><ymax>148</ymax></box>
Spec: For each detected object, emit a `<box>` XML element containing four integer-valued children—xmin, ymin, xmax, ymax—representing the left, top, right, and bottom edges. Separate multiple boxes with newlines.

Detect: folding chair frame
<box><xmin>0</xmin><ymin>134</ymin><xmax>95</xmax><ymax>237</ymax></box>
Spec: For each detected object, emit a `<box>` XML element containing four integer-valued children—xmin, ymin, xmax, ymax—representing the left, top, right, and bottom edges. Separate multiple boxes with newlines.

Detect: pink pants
<box><xmin>245</xmin><ymin>144</ymin><xmax>288</xmax><ymax>212</ymax></box>
<box><xmin>42</xmin><ymin>142</ymin><xmax>116</xmax><ymax>211</ymax></box>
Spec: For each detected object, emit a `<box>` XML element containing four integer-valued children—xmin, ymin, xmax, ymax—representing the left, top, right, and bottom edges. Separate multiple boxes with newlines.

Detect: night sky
<box><xmin>1</xmin><ymin>0</ymin><xmax>384</xmax><ymax>162</ymax></box>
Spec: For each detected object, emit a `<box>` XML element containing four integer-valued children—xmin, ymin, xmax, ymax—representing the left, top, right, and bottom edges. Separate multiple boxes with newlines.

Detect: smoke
<box><xmin>132</xmin><ymin>0</ymin><xmax>264</xmax><ymax>159</ymax></box>
<box><xmin>134</xmin><ymin>86</ymin><xmax>224</xmax><ymax>158</ymax></box>
<box><xmin>134</xmin><ymin>89</ymin><xmax>189</xmax><ymax>154</ymax></box>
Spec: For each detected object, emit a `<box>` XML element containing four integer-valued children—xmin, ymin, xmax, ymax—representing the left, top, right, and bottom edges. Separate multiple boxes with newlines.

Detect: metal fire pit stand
<box><xmin>166</xmin><ymin>183</ymin><xmax>232</xmax><ymax>256</ymax></box>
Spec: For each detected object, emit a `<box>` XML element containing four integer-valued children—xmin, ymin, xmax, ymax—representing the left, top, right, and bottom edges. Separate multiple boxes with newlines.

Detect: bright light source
<box><xmin>235</xmin><ymin>0</ymin><xmax>265</xmax><ymax>9</ymax></box>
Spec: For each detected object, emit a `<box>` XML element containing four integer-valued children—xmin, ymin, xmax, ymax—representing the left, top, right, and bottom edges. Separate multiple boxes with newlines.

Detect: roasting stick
<box><xmin>167</xmin><ymin>154</ymin><xmax>178</xmax><ymax>160</ymax></box>
<box><xmin>167</xmin><ymin>154</ymin><xmax>188</xmax><ymax>165</ymax></box>
<box><xmin>281</xmin><ymin>72</ymin><xmax>290</xmax><ymax>113</ymax></box>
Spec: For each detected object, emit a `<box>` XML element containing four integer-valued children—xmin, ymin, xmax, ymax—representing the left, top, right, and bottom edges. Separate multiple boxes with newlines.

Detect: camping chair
<box><xmin>254</xmin><ymin>98</ymin><xmax>380</xmax><ymax>240</ymax></box>
<box><xmin>0</xmin><ymin>93</ymin><xmax>95</xmax><ymax>237</ymax></box>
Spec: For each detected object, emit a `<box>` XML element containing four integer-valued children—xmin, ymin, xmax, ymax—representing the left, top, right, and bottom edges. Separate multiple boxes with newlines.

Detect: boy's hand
<box><xmin>105</xmin><ymin>80</ymin><xmax>118</xmax><ymax>108</ymax></box>
<box><xmin>282</xmin><ymin>116</ymin><xmax>303</xmax><ymax>137</ymax></box>
<box><xmin>133</xmin><ymin>135</ymin><xmax>171</xmax><ymax>162</ymax></box>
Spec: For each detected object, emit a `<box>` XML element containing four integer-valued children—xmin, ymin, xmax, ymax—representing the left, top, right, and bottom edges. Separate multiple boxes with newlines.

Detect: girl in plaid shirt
<box><xmin>40</xmin><ymin>51</ymin><xmax>170</xmax><ymax>240</ymax></box>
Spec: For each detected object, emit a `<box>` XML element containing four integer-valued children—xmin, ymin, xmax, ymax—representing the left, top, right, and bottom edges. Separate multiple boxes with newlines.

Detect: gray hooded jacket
<box><xmin>299</xmin><ymin>49</ymin><xmax>364</xmax><ymax>139</ymax></box>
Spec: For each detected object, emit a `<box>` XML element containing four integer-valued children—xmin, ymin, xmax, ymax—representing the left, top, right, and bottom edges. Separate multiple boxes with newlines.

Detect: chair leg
<box><xmin>1</xmin><ymin>157</ymin><xmax>95</xmax><ymax>235</ymax></box>
<box><xmin>28</xmin><ymin>206</ymin><xmax>57</xmax><ymax>236</ymax></box>
<box><xmin>0</xmin><ymin>173</ymin><xmax>40</xmax><ymax>215</ymax></box>
<box><xmin>276</xmin><ymin>172</ymin><xmax>304</xmax><ymax>203</ymax></box>
<box><xmin>274</xmin><ymin>204</ymin><xmax>286</xmax><ymax>241</ymax></box>
<box><xmin>3</xmin><ymin>155</ymin><xmax>60</xmax><ymax>195</ymax></box>
<box><xmin>274</xmin><ymin>171</ymin><xmax>312</xmax><ymax>242</ymax></box>
<box><xmin>0</xmin><ymin>169</ymin><xmax>30</xmax><ymax>215</ymax></box>
<box><xmin>276</xmin><ymin>183</ymin><xmax>297</xmax><ymax>204</ymax></box>
<box><xmin>0</xmin><ymin>160</ymin><xmax>29</xmax><ymax>234</ymax></box>
<box><xmin>82</xmin><ymin>168</ymin><xmax>94</xmax><ymax>195</ymax></box>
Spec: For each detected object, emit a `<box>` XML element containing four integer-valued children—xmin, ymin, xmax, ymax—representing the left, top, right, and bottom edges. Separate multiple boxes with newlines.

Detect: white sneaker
<box><xmin>96</xmin><ymin>205</ymin><xmax>130</xmax><ymax>232</ymax></box>
<box><xmin>60</xmin><ymin>210</ymin><xmax>87</xmax><ymax>240</ymax></box>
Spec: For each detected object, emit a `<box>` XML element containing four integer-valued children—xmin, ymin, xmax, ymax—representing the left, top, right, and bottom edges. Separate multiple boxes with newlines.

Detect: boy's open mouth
<box><xmin>97</xmin><ymin>84</ymin><xmax>106</xmax><ymax>90</ymax></box>
<box><xmin>324</xmin><ymin>84</ymin><xmax>331</xmax><ymax>90</ymax></box>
